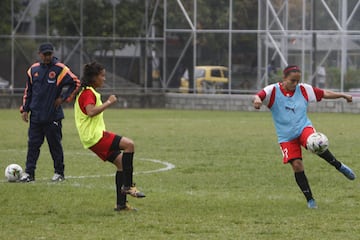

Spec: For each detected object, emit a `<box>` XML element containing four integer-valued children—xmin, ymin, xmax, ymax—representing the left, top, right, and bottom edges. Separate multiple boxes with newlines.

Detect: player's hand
<box><xmin>21</xmin><ymin>112</ymin><xmax>28</xmax><ymax>123</ymax></box>
<box><xmin>253</xmin><ymin>96</ymin><xmax>262</xmax><ymax>109</ymax></box>
<box><xmin>344</xmin><ymin>94</ymin><xmax>352</xmax><ymax>103</ymax></box>
<box><xmin>107</xmin><ymin>95</ymin><xmax>117</xmax><ymax>104</ymax></box>
<box><xmin>54</xmin><ymin>97</ymin><xmax>64</xmax><ymax>108</ymax></box>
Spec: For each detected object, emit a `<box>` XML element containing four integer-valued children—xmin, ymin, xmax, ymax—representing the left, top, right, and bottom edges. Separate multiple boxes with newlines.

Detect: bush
<box><xmin>324</xmin><ymin>67</ymin><xmax>360</xmax><ymax>90</ymax></box>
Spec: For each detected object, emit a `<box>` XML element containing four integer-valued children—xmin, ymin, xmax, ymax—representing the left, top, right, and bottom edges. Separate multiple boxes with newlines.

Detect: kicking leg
<box><xmin>318</xmin><ymin>149</ymin><xmax>355</xmax><ymax>180</ymax></box>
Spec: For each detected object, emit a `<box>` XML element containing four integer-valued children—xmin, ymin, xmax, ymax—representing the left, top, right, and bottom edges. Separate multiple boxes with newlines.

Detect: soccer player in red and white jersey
<box><xmin>253</xmin><ymin>65</ymin><xmax>355</xmax><ymax>209</ymax></box>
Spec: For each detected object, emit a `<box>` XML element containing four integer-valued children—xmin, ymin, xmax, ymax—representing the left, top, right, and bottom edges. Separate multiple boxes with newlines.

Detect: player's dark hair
<box><xmin>283</xmin><ymin>65</ymin><xmax>301</xmax><ymax>77</ymax></box>
<box><xmin>80</xmin><ymin>61</ymin><xmax>105</xmax><ymax>89</ymax></box>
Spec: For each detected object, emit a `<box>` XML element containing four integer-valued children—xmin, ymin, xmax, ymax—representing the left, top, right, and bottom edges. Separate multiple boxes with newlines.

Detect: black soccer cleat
<box><xmin>114</xmin><ymin>202</ymin><xmax>137</xmax><ymax>212</ymax></box>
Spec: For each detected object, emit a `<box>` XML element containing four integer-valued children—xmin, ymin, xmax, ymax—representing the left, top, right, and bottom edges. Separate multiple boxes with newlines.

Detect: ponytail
<box><xmin>80</xmin><ymin>61</ymin><xmax>105</xmax><ymax>89</ymax></box>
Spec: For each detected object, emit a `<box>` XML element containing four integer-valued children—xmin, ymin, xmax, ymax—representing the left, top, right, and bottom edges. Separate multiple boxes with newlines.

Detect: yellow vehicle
<box><xmin>179</xmin><ymin>66</ymin><xmax>229</xmax><ymax>93</ymax></box>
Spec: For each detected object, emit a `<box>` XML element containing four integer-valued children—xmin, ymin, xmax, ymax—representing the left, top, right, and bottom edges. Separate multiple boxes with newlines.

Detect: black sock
<box><xmin>116</xmin><ymin>171</ymin><xmax>126</xmax><ymax>206</ymax></box>
<box><xmin>318</xmin><ymin>149</ymin><xmax>341</xmax><ymax>169</ymax></box>
<box><xmin>294</xmin><ymin>171</ymin><xmax>313</xmax><ymax>201</ymax></box>
<box><xmin>122</xmin><ymin>152</ymin><xmax>134</xmax><ymax>188</ymax></box>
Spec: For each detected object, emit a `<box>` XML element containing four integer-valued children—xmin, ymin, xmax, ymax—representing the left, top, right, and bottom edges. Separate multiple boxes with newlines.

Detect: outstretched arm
<box><xmin>323</xmin><ymin>90</ymin><xmax>352</xmax><ymax>102</ymax></box>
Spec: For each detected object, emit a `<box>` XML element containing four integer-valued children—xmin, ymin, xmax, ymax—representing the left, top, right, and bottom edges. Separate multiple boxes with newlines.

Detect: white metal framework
<box><xmin>3</xmin><ymin>0</ymin><xmax>360</xmax><ymax>93</ymax></box>
<box><xmin>259</xmin><ymin>0</ymin><xmax>360</xmax><ymax>91</ymax></box>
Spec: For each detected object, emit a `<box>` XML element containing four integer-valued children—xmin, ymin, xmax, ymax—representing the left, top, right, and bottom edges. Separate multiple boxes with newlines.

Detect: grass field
<box><xmin>1</xmin><ymin>109</ymin><xmax>359</xmax><ymax>240</ymax></box>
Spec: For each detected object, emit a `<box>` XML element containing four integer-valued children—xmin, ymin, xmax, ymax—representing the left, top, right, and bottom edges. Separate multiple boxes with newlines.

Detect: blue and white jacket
<box><xmin>20</xmin><ymin>57</ymin><xmax>80</xmax><ymax>123</ymax></box>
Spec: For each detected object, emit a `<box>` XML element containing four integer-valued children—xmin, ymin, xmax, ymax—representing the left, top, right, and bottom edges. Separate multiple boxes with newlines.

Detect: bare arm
<box><xmin>85</xmin><ymin>95</ymin><xmax>117</xmax><ymax>117</ymax></box>
<box><xmin>323</xmin><ymin>90</ymin><xmax>352</xmax><ymax>103</ymax></box>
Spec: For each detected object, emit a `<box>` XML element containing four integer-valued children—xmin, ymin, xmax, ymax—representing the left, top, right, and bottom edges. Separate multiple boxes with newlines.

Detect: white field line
<box><xmin>66</xmin><ymin>158</ymin><xmax>176</xmax><ymax>179</ymax></box>
<box><xmin>1</xmin><ymin>149</ymin><xmax>175</xmax><ymax>182</ymax></box>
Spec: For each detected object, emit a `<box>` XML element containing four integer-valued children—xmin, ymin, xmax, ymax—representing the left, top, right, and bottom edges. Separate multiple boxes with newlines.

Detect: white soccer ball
<box><xmin>4</xmin><ymin>164</ymin><xmax>23</xmax><ymax>182</ymax></box>
<box><xmin>306</xmin><ymin>132</ymin><xmax>329</xmax><ymax>154</ymax></box>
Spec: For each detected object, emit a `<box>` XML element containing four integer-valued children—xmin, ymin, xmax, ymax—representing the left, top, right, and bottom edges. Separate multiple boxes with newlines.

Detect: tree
<box><xmin>0</xmin><ymin>0</ymin><xmax>24</xmax><ymax>50</ymax></box>
<box><xmin>36</xmin><ymin>0</ymin><xmax>145</xmax><ymax>57</ymax></box>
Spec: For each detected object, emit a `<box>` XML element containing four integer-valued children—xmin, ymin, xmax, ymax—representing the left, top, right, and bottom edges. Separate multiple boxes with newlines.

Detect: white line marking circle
<box><xmin>65</xmin><ymin>158</ymin><xmax>176</xmax><ymax>180</ymax></box>
<box><xmin>0</xmin><ymin>149</ymin><xmax>175</xmax><ymax>182</ymax></box>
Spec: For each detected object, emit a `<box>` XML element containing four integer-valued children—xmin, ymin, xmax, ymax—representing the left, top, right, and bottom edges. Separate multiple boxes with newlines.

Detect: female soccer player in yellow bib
<box><xmin>74</xmin><ymin>62</ymin><xmax>145</xmax><ymax>211</ymax></box>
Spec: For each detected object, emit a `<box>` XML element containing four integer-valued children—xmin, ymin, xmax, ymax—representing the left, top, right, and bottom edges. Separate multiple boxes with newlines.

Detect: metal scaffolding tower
<box><xmin>259</xmin><ymin>0</ymin><xmax>360</xmax><ymax>91</ymax></box>
<box><xmin>3</xmin><ymin>0</ymin><xmax>360</xmax><ymax>94</ymax></box>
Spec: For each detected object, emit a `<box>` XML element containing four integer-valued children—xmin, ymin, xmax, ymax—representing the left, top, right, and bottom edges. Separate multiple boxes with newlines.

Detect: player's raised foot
<box><xmin>51</xmin><ymin>173</ymin><xmax>65</xmax><ymax>182</ymax></box>
<box><xmin>20</xmin><ymin>172</ymin><xmax>35</xmax><ymax>183</ymax></box>
<box><xmin>121</xmin><ymin>184</ymin><xmax>146</xmax><ymax>198</ymax></box>
<box><xmin>307</xmin><ymin>199</ymin><xmax>318</xmax><ymax>209</ymax></box>
<box><xmin>338</xmin><ymin>164</ymin><xmax>356</xmax><ymax>180</ymax></box>
<box><xmin>114</xmin><ymin>202</ymin><xmax>137</xmax><ymax>212</ymax></box>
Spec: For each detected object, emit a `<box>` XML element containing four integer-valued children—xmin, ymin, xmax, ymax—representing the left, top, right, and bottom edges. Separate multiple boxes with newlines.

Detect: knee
<box><xmin>28</xmin><ymin>139</ymin><xmax>43</xmax><ymax>149</ymax></box>
<box><xmin>291</xmin><ymin>159</ymin><xmax>304</xmax><ymax>172</ymax></box>
<box><xmin>293</xmin><ymin>165</ymin><xmax>303</xmax><ymax>172</ymax></box>
<box><xmin>122</xmin><ymin>137</ymin><xmax>135</xmax><ymax>152</ymax></box>
<box><xmin>128</xmin><ymin>139</ymin><xmax>135</xmax><ymax>152</ymax></box>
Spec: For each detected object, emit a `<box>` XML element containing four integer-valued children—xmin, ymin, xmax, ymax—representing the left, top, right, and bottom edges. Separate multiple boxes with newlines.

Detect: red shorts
<box><xmin>89</xmin><ymin>131</ymin><xmax>121</xmax><ymax>161</ymax></box>
<box><xmin>279</xmin><ymin>126</ymin><xmax>315</xmax><ymax>164</ymax></box>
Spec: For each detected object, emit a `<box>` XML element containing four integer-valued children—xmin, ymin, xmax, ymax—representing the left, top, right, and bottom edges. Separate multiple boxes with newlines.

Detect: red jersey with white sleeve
<box><xmin>256</xmin><ymin>83</ymin><xmax>325</xmax><ymax>163</ymax></box>
<box><xmin>256</xmin><ymin>83</ymin><xmax>324</xmax><ymax>108</ymax></box>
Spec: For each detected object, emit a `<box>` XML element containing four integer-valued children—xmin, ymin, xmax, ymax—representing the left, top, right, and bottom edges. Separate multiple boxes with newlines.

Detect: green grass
<box><xmin>1</xmin><ymin>109</ymin><xmax>359</xmax><ymax>239</ymax></box>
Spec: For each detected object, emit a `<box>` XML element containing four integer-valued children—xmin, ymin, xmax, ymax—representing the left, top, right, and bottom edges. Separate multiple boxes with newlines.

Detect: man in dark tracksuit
<box><xmin>19</xmin><ymin>43</ymin><xmax>80</xmax><ymax>182</ymax></box>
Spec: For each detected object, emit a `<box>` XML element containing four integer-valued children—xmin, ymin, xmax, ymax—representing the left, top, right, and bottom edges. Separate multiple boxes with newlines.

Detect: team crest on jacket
<box><xmin>48</xmin><ymin>71</ymin><xmax>56</xmax><ymax>83</ymax></box>
<box><xmin>49</xmin><ymin>71</ymin><xmax>56</xmax><ymax>79</ymax></box>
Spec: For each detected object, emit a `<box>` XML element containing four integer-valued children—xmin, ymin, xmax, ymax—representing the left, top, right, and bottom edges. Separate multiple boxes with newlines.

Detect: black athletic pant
<box><xmin>26</xmin><ymin>120</ymin><xmax>64</xmax><ymax>176</ymax></box>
